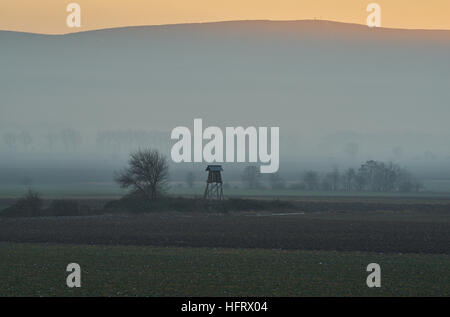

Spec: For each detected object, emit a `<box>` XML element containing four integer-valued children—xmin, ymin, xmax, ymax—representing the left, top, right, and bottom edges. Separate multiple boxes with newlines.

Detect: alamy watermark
<box><xmin>66</xmin><ymin>3</ymin><xmax>81</xmax><ymax>28</ymax></box>
<box><xmin>66</xmin><ymin>263</ymin><xmax>81</xmax><ymax>288</ymax></box>
<box><xmin>170</xmin><ymin>119</ymin><xmax>279</xmax><ymax>173</ymax></box>
<box><xmin>366</xmin><ymin>3</ymin><xmax>382</xmax><ymax>27</ymax></box>
<box><xmin>366</xmin><ymin>263</ymin><xmax>381</xmax><ymax>288</ymax></box>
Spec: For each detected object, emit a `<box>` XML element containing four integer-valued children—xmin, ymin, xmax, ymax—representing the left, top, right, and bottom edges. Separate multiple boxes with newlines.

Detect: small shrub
<box><xmin>103</xmin><ymin>195</ymin><xmax>296</xmax><ymax>214</ymax></box>
<box><xmin>104</xmin><ymin>194</ymin><xmax>209</xmax><ymax>213</ymax></box>
<box><xmin>1</xmin><ymin>189</ymin><xmax>43</xmax><ymax>217</ymax></box>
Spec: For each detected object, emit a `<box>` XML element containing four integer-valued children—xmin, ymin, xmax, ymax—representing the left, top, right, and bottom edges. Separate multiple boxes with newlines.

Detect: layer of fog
<box><xmin>1</xmin><ymin>21</ymin><xmax>450</xmax><ymax>185</ymax></box>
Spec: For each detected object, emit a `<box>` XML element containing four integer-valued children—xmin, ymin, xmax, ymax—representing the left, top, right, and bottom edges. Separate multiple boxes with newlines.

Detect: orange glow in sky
<box><xmin>1</xmin><ymin>0</ymin><xmax>450</xmax><ymax>34</ymax></box>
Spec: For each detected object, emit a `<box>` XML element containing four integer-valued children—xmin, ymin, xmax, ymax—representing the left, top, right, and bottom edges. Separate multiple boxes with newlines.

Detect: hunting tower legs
<box><xmin>204</xmin><ymin>165</ymin><xmax>224</xmax><ymax>200</ymax></box>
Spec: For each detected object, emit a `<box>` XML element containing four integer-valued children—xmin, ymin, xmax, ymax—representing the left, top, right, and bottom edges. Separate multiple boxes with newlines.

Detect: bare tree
<box><xmin>342</xmin><ymin>168</ymin><xmax>357</xmax><ymax>191</ymax></box>
<box><xmin>303</xmin><ymin>170</ymin><xmax>319</xmax><ymax>191</ymax></box>
<box><xmin>115</xmin><ymin>149</ymin><xmax>169</xmax><ymax>200</ymax></box>
<box><xmin>356</xmin><ymin>160</ymin><xmax>420</xmax><ymax>192</ymax></box>
<box><xmin>269</xmin><ymin>173</ymin><xmax>286</xmax><ymax>190</ymax></box>
<box><xmin>6</xmin><ymin>189</ymin><xmax>43</xmax><ymax>217</ymax></box>
<box><xmin>325</xmin><ymin>166</ymin><xmax>340</xmax><ymax>191</ymax></box>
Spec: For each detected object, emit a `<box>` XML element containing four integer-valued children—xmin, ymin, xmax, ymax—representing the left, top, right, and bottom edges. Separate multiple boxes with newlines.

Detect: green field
<box><xmin>0</xmin><ymin>243</ymin><xmax>448</xmax><ymax>297</ymax></box>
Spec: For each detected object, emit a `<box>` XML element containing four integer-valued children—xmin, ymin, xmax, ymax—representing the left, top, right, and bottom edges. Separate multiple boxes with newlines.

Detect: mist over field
<box><xmin>1</xmin><ymin>20</ymin><xmax>450</xmax><ymax>190</ymax></box>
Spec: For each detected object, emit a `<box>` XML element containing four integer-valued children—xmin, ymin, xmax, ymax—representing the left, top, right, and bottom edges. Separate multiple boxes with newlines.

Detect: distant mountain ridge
<box><xmin>2</xmin><ymin>20</ymin><xmax>450</xmax><ymax>41</ymax></box>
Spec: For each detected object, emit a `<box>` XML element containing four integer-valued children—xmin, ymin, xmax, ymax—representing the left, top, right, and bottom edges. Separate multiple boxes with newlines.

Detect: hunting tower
<box><xmin>204</xmin><ymin>165</ymin><xmax>224</xmax><ymax>200</ymax></box>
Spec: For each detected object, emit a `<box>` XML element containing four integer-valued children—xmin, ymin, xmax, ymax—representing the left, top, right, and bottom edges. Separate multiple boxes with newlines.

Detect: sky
<box><xmin>1</xmin><ymin>0</ymin><xmax>450</xmax><ymax>34</ymax></box>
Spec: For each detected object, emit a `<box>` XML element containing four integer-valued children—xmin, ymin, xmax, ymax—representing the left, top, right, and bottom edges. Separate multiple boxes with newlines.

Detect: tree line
<box><xmin>2</xmin><ymin>129</ymin><xmax>81</xmax><ymax>152</ymax></box>
<box><xmin>241</xmin><ymin>160</ymin><xmax>422</xmax><ymax>193</ymax></box>
<box><xmin>1</xmin><ymin>129</ymin><xmax>171</xmax><ymax>154</ymax></box>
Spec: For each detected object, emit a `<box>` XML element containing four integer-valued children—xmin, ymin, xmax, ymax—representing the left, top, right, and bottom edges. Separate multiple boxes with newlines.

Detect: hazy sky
<box><xmin>2</xmin><ymin>20</ymin><xmax>450</xmax><ymax>163</ymax></box>
<box><xmin>1</xmin><ymin>0</ymin><xmax>450</xmax><ymax>34</ymax></box>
